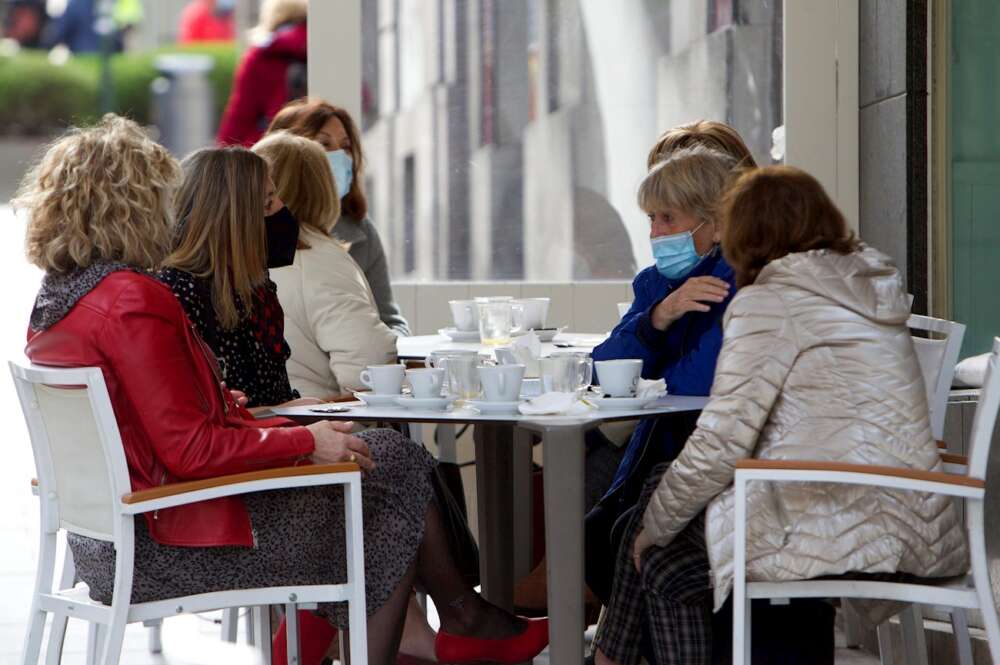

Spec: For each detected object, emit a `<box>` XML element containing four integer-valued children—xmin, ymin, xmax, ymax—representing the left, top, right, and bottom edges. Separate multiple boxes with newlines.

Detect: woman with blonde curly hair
<box><xmin>19</xmin><ymin>115</ymin><xmax>550</xmax><ymax>665</ymax></box>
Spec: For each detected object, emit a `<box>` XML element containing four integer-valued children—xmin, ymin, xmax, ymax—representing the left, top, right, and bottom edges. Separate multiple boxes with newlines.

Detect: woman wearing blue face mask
<box><xmin>267</xmin><ymin>98</ymin><xmax>411</xmax><ymax>335</ymax></box>
<box><xmin>583</xmin><ymin>145</ymin><xmax>745</xmax><ymax>613</ymax></box>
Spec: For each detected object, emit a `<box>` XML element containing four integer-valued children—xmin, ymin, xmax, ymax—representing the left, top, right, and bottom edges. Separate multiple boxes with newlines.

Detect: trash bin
<box><xmin>151</xmin><ymin>54</ymin><xmax>215</xmax><ymax>158</ymax></box>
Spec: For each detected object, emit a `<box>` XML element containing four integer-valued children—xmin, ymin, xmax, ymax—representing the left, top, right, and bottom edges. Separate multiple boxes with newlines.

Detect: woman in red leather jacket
<box><xmin>16</xmin><ymin>114</ymin><xmax>548</xmax><ymax>665</ymax></box>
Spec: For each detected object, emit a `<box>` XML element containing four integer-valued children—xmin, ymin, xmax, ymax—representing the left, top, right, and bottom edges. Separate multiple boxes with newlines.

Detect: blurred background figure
<box><xmin>216</xmin><ymin>0</ymin><xmax>307</xmax><ymax>147</ymax></box>
<box><xmin>177</xmin><ymin>0</ymin><xmax>234</xmax><ymax>44</ymax></box>
<box><xmin>42</xmin><ymin>0</ymin><xmax>140</xmax><ymax>54</ymax></box>
<box><xmin>2</xmin><ymin>0</ymin><xmax>48</xmax><ymax>47</ymax></box>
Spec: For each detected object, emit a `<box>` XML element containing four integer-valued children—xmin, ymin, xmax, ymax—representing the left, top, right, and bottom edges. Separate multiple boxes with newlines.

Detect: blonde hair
<box><xmin>163</xmin><ymin>147</ymin><xmax>269</xmax><ymax>330</ymax></box>
<box><xmin>252</xmin><ymin>131</ymin><xmax>340</xmax><ymax>235</ymax></box>
<box><xmin>637</xmin><ymin>146</ymin><xmax>738</xmax><ymax>226</ymax></box>
<box><xmin>251</xmin><ymin>0</ymin><xmax>307</xmax><ymax>42</ymax></box>
<box><xmin>15</xmin><ymin>114</ymin><xmax>180</xmax><ymax>274</ymax></box>
<box><xmin>647</xmin><ymin>120</ymin><xmax>757</xmax><ymax>169</ymax></box>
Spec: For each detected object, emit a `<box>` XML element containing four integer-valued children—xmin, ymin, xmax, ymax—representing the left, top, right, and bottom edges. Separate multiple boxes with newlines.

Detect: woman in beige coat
<box><xmin>594</xmin><ymin>166</ymin><xmax>968</xmax><ymax>665</ymax></box>
<box><xmin>253</xmin><ymin>132</ymin><xmax>397</xmax><ymax>398</ymax></box>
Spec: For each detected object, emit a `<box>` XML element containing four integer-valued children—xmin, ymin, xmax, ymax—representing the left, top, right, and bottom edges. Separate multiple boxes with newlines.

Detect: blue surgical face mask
<box><xmin>651</xmin><ymin>221</ymin><xmax>708</xmax><ymax>280</ymax></box>
<box><xmin>326</xmin><ymin>149</ymin><xmax>354</xmax><ymax>199</ymax></box>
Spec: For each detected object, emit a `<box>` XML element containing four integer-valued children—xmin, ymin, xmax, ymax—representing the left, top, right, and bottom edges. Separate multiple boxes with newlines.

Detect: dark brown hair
<box><xmin>647</xmin><ymin>120</ymin><xmax>758</xmax><ymax>170</ymax></box>
<box><xmin>721</xmin><ymin>165</ymin><xmax>860</xmax><ymax>287</ymax></box>
<box><xmin>267</xmin><ymin>98</ymin><xmax>368</xmax><ymax>220</ymax></box>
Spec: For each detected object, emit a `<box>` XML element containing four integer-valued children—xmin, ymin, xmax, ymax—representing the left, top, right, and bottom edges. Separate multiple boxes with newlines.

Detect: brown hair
<box><xmin>721</xmin><ymin>165</ymin><xmax>861</xmax><ymax>287</ymax></box>
<box><xmin>637</xmin><ymin>146</ymin><xmax>737</xmax><ymax>225</ymax></box>
<box><xmin>252</xmin><ymin>131</ymin><xmax>340</xmax><ymax>235</ymax></box>
<box><xmin>647</xmin><ymin>120</ymin><xmax>757</xmax><ymax>170</ymax></box>
<box><xmin>15</xmin><ymin>114</ymin><xmax>181</xmax><ymax>274</ymax></box>
<box><xmin>267</xmin><ymin>98</ymin><xmax>368</xmax><ymax>220</ymax></box>
<box><xmin>162</xmin><ymin>147</ymin><xmax>269</xmax><ymax>330</ymax></box>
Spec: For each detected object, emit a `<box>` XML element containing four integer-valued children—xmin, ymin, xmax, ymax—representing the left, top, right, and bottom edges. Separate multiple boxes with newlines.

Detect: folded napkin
<box><xmin>636</xmin><ymin>378</ymin><xmax>667</xmax><ymax>398</ymax></box>
<box><xmin>497</xmin><ymin>332</ymin><xmax>542</xmax><ymax>376</ymax></box>
<box><xmin>518</xmin><ymin>391</ymin><xmax>593</xmax><ymax>416</ymax></box>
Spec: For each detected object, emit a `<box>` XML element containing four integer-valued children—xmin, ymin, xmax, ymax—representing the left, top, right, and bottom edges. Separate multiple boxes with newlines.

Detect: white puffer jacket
<box><xmin>642</xmin><ymin>246</ymin><xmax>969</xmax><ymax>610</ymax></box>
<box><xmin>271</xmin><ymin>226</ymin><xmax>397</xmax><ymax>397</ymax></box>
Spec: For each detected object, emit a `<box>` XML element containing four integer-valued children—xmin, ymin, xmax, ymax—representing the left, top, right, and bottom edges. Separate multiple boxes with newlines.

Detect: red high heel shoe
<box><xmin>435</xmin><ymin>617</ymin><xmax>549</xmax><ymax>664</ymax></box>
<box><xmin>272</xmin><ymin>609</ymin><xmax>339</xmax><ymax>665</ymax></box>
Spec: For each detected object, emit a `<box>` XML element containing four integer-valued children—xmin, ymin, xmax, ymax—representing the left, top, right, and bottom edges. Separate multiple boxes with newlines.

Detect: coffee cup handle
<box><xmin>360</xmin><ymin>370</ymin><xmax>372</xmax><ymax>389</ymax></box>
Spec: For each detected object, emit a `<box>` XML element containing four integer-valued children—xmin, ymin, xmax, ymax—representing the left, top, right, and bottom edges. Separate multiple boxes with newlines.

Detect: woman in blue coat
<box><xmin>585</xmin><ymin>123</ymin><xmax>757</xmax><ymax>605</ymax></box>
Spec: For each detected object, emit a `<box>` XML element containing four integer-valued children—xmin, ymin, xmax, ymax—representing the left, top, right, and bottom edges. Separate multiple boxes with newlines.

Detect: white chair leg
<box><xmin>969</xmin><ymin>502</ymin><xmax>1000</xmax><ymax>665</ymax></box>
<box><xmin>221</xmin><ymin>608</ymin><xmax>239</xmax><ymax>643</ymax></box>
<box><xmin>252</xmin><ymin>606</ymin><xmax>272</xmax><ymax>665</ymax></box>
<box><xmin>345</xmin><ymin>477</ymin><xmax>368</xmax><ymax>665</ymax></box>
<box><xmin>244</xmin><ymin>607</ymin><xmax>255</xmax><ymax>646</ymax></box>
<box><xmin>732</xmin><ymin>477</ymin><xmax>750</xmax><ymax>665</ymax></box>
<box><xmin>25</xmin><ymin>531</ymin><xmax>57</xmax><ymax>665</ymax></box>
<box><xmin>437</xmin><ymin>424</ymin><xmax>458</xmax><ymax>463</ymax></box>
<box><xmin>144</xmin><ymin>619</ymin><xmax>163</xmax><ymax>654</ymax></box>
<box><xmin>951</xmin><ymin>608</ymin><xmax>975</xmax><ymax>665</ymax></box>
<box><xmin>876</xmin><ymin>622</ymin><xmax>894</xmax><ymax>665</ymax></box>
<box><xmin>85</xmin><ymin>624</ymin><xmax>102</xmax><ymax>665</ymax></box>
<box><xmin>285</xmin><ymin>604</ymin><xmax>300</xmax><ymax>665</ymax></box>
<box><xmin>45</xmin><ymin>545</ymin><xmax>77</xmax><ymax>665</ymax></box>
<box><xmin>900</xmin><ymin>605</ymin><xmax>930</xmax><ymax>665</ymax></box>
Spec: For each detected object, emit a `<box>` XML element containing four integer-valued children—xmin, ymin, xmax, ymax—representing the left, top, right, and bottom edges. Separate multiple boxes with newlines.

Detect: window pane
<box><xmin>361</xmin><ymin>0</ymin><xmax>783</xmax><ymax>282</ymax></box>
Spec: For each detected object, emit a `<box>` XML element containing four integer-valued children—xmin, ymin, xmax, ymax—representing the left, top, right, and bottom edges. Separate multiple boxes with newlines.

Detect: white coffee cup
<box><xmin>359</xmin><ymin>363</ymin><xmax>406</xmax><ymax>395</ymax></box>
<box><xmin>449</xmin><ymin>299</ymin><xmax>479</xmax><ymax>332</ymax></box>
<box><xmin>514</xmin><ymin>297</ymin><xmax>550</xmax><ymax>330</ymax></box>
<box><xmin>618</xmin><ymin>302</ymin><xmax>633</xmax><ymax>319</ymax></box>
<box><xmin>595</xmin><ymin>359</ymin><xmax>643</xmax><ymax>397</ymax></box>
<box><xmin>406</xmin><ymin>367</ymin><xmax>445</xmax><ymax>399</ymax></box>
<box><xmin>478</xmin><ymin>364</ymin><xmax>525</xmax><ymax>402</ymax></box>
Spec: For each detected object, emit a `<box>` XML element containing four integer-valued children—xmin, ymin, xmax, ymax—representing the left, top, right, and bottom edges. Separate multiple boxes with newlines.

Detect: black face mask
<box><xmin>264</xmin><ymin>206</ymin><xmax>299</xmax><ymax>269</ymax></box>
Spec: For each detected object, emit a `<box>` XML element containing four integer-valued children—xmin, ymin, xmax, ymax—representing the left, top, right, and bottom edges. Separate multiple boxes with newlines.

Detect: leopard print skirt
<box><xmin>68</xmin><ymin>428</ymin><xmax>436</xmax><ymax>627</ymax></box>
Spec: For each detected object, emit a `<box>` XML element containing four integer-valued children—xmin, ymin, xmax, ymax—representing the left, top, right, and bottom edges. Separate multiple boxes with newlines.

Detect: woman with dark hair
<box><xmin>593</xmin><ymin>166</ymin><xmax>967</xmax><ymax>665</ymax></box>
<box><xmin>267</xmin><ymin>98</ymin><xmax>411</xmax><ymax>334</ymax></box>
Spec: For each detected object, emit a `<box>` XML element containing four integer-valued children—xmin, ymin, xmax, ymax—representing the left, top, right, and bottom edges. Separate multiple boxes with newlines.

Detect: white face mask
<box><xmin>326</xmin><ymin>150</ymin><xmax>354</xmax><ymax>199</ymax></box>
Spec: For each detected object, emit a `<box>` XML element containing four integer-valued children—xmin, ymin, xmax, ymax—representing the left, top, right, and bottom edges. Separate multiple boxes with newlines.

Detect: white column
<box><xmin>308</xmin><ymin>0</ymin><xmax>363</xmax><ymax>120</ymax></box>
<box><xmin>784</xmin><ymin>0</ymin><xmax>860</xmax><ymax>231</ymax></box>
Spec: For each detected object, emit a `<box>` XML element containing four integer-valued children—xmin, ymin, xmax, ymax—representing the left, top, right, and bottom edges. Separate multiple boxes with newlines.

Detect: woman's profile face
<box><xmin>648</xmin><ymin>208</ymin><xmax>716</xmax><ymax>255</ymax></box>
<box><xmin>315</xmin><ymin>116</ymin><xmax>351</xmax><ymax>153</ymax></box>
<box><xmin>264</xmin><ymin>175</ymin><xmax>283</xmax><ymax>216</ymax></box>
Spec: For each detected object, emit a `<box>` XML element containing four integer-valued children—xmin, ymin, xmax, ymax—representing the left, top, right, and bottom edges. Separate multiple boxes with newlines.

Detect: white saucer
<box><xmin>587</xmin><ymin>395</ymin><xmax>662</xmax><ymax>410</ymax></box>
<box><xmin>395</xmin><ymin>396</ymin><xmax>455</xmax><ymax>411</ymax></box>
<box><xmin>439</xmin><ymin>327</ymin><xmax>481</xmax><ymax>342</ymax></box>
<box><xmin>354</xmin><ymin>391</ymin><xmax>406</xmax><ymax>407</ymax></box>
<box><xmin>466</xmin><ymin>399</ymin><xmax>523</xmax><ymax>414</ymax></box>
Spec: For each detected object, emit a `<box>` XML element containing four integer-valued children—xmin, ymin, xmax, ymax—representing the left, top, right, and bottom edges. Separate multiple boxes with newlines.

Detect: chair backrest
<box><xmin>9</xmin><ymin>361</ymin><xmax>132</xmax><ymax>542</ymax></box>
<box><xmin>908</xmin><ymin>314</ymin><xmax>966</xmax><ymax>440</ymax></box>
<box><xmin>965</xmin><ymin>338</ymin><xmax>1000</xmax><ymax>481</ymax></box>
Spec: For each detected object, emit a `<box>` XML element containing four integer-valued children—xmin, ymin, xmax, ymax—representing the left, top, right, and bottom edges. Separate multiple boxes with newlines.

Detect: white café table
<box><xmin>272</xmin><ymin>395</ymin><xmax>708</xmax><ymax>664</ymax></box>
<box><xmin>395</xmin><ymin>332</ymin><xmax>610</xmax><ymax>361</ymax></box>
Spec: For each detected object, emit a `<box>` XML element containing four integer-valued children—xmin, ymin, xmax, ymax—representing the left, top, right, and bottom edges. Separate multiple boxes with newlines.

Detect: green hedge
<box><xmin>0</xmin><ymin>43</ymin><xmax>238</xmax><ymax>135</ymax></box>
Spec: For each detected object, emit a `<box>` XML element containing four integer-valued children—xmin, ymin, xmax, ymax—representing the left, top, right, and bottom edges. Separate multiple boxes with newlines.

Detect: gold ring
<box><xmin>349</xmin><ymin>453</ymin><xmax>357</xmax><ymax>463</ymax></box>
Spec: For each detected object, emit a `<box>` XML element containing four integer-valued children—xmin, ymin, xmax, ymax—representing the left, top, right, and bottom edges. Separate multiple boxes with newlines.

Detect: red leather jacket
<box><xmin>26</xmin><ymin>271</ymin><xmax>315</xmax><ymax>547</ymax></box>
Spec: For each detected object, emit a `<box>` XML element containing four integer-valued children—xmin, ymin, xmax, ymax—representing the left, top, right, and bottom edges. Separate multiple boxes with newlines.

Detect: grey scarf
<box><xmin>30</xmin><ymin>262</ymin><xmax>131</xmax><ymax>331</ymax></box>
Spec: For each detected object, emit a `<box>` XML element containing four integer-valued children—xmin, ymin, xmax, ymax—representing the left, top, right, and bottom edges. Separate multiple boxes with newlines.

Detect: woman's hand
<box><xmin>306</xmin><ymin>421</ymin><xmax>375</xmax><ymax>471</ymax></box>
<box><xmin>633</xmin><ymin>528</ymin><xmax>654</xmax><ymax>572</ymax></box>
<box><xmin>223</xmin><ymin>383</ymin><xmax>249</xmax><ymax>407</ymax></box>
<box><xmin>651</xmin><ymin>276</ymin><xmax>730</xmax><ymax>330</ymax></box>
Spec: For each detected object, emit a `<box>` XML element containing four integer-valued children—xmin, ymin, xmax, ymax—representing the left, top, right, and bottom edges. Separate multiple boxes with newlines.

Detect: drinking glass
<box><xmin>540</xmin><ymin>354</ymin><xmax>592</xmax><ymax>393</ymax></box>
<box><xmin>478</xmin><ymin>302</ymin><xmax>525</xmax><ymax>346</ymax></box>
<box><xmin>445</xmin><ymin>355</ymin><xmax>482</xmax><ymax>399</ymax></box>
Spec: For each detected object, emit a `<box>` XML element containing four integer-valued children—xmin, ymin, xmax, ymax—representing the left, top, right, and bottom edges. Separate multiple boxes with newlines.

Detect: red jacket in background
<box><xmin>216</xmin><ymin>21</ymin><xmax>307</xmax><ymax>147</ymax></box>
<box><xmin>178</xmin><ymin>0</ymin><xmax>235</xmax><ymax>43</ymax></box>
<box><xmin>26</xmin><ymin>271</ymin><xmax>315</xmax><ymax>547</ymax></box>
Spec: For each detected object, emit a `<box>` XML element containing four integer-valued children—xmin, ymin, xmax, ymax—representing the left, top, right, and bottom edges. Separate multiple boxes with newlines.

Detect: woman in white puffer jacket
<box><xmin>254</xmin><ymin>132</ymin><xmax>397</xmax><ymax>398</ymax></box>
<box><xmin>594</xmin><ymin>166</ymin><xmax>968</xmax><ymax>665</ymax></box>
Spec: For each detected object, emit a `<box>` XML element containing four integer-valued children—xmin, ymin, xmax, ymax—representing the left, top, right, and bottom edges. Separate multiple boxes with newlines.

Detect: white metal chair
<box><xmin>909</xmin><ymin>314</ymin><xmax>967</xmax><ymax>440</ymax></box>
<box><xmin>731</xmin><ymin>337</ymin><xmax>1000</xmax><ymax>665</ymax></box>
<box><xmin>12</xmin><ymin>361</ymin><xmax>368</xmax><ymax>665</ymax></box>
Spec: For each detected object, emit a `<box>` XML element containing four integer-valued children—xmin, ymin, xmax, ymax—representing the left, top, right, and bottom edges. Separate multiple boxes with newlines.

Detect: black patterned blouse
<box><xmin>157</xmin><ymin>268</ymin><xmax>298</xmax><ymax>408</ymax></box>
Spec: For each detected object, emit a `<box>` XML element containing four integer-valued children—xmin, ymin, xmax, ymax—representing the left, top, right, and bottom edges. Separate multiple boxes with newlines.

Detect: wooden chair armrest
<box><xmin>121</xmin><ymin>463</ymin><xmax>359</xmax><ymax>505</ymax></box>
<box><xmin>937</xmin><ymin>440</ymin><xmax>947</xmax><ymax>449</ymax></box>
<box><xmin>940</xmin><ymin>452</ymin><xmax>968</xmax><ymax>465</ymax></box>
<box><xmin>735</xmin><ymin>458</ymin><xmax>983</xmax><ymax>489</ymax></box>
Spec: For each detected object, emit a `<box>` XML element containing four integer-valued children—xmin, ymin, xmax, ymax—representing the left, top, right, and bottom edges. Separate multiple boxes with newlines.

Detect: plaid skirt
<box><xmin>594</xmin><ymin>462</ymin><xmax>713</xmax><ymax>665</ymax></box>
